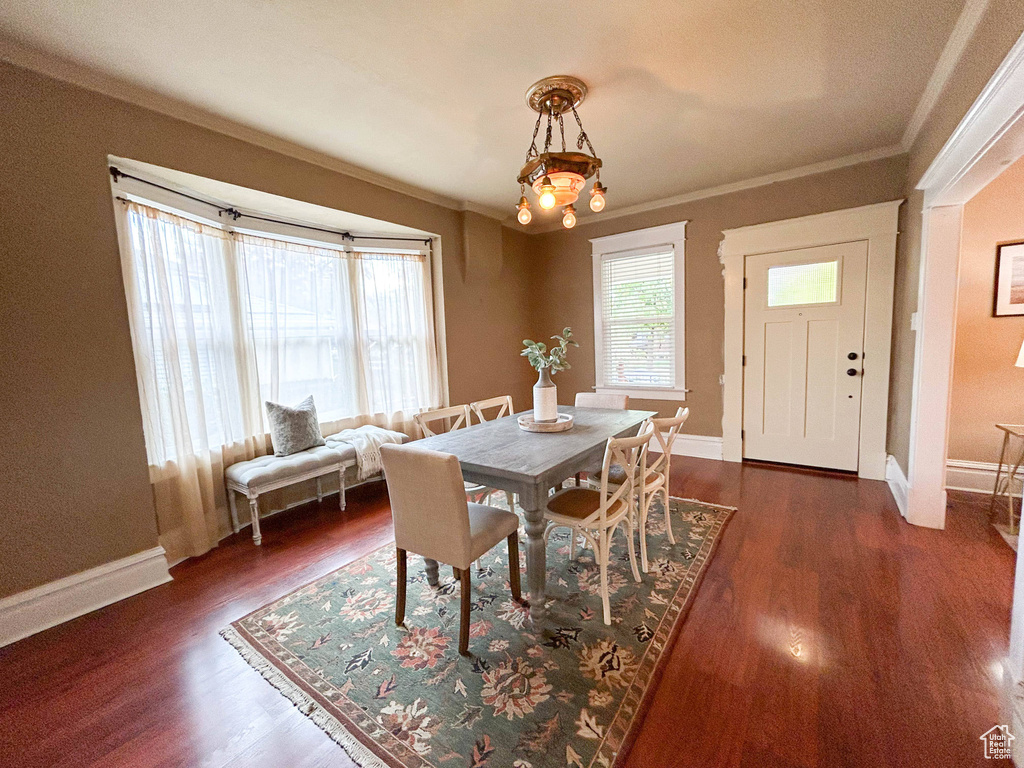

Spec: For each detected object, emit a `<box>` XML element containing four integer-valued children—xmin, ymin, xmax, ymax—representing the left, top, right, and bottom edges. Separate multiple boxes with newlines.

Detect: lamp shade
<box><xmin>1016</xmin><ymin>338</ymin><xmax>1024</xmax><ymax>368</ymax></box>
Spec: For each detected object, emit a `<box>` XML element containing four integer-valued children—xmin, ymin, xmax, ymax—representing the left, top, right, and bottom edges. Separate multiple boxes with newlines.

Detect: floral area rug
<box><xmin>221</xmin><ymin>496</ymin><xmax>734</xmax><ymax>768</ymax></box>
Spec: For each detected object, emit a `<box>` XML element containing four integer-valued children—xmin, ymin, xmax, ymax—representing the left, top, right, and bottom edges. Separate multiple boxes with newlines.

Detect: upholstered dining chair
<box><xmin>573</xmin><ymin>391</ymin><xmax>630</xmax><ymax>486</ymax></box>
<box><xmin>414</xmin><ymin>404</ymin><xmax>491</xmax><ymax>503</ymax></box>
<box><xmin>380</xmin><ymin>443</ymin><xmax>522</xmax><ymax>655</ymax></box>
<box><xmin>470</xmin><ymin>395</ymin><xmax>514</xmax><ymax>423</ymax></box>
<box><xmin>543</xmin><ymin>423</ymin><xmax>654</xmax><ymax>624</ymax></box>
<box><xmin>574</xmin><ymin>392</ymin><xmax>630</xmax><ymax>409</ymax></box>
<box><xmin>593</xmin><ymin>407</ymin><xmax>690</xmax><ymax>572</ymax></box>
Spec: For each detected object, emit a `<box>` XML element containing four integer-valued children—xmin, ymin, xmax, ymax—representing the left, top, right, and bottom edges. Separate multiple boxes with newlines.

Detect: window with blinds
<box><xmin>599</xmin><ymin>249</ymin><xmax>676</xmax><ymax>388</ymax></box>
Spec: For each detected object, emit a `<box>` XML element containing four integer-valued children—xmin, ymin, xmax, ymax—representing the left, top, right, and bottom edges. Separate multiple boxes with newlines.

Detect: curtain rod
<box><xmin>109</xmin><ymin>166</ymin><xmax>433</xmax><ymax>245</ymax></box>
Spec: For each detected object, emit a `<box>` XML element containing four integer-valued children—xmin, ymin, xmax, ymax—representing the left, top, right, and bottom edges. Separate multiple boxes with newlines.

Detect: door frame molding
<box><xmin>906</xmin><ymin>32</ymin><xmax>1024</xmax><ymax>530</ymax></box>
<box><xmin>719</xmin><ymin>200</ymin><xmax>903</xmax><ymax>480</ymax></box>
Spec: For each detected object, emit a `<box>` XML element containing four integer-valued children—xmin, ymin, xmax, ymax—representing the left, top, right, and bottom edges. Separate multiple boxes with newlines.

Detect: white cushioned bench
<box><xmin>225</xmin><ymin>444</ymin><xmax>356</xmax><ymax>545</ymax></box>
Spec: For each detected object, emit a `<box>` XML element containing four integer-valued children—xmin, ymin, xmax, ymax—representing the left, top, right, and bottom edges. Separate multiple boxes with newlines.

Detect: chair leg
<box><xmin>507</xmin><ymin>533</ymin><xmax>522</xmax><ymax>602</ymax></box>
<box><xmin>639</xmin><ymin>489</ymin><xmax>650</xmax><ymax>573</ymax></box>
<box><xmin>316</xmin><ymin>477</ymin><xmax>323</xmax><ymax>503</ymax></box>
<box><xmin>598</xmin><ymin>531</ymin><xmax>611</xmax><ymax>626</ymax></box>
<box><xmin>570</xmin><ymin>529</ymin><xmax>577</xmax><ymax>560</ymax></box>
<box><xmin>625</xmin><ymin>515</ymin><xmax>642</xmax><ymax>583</ymax></box>
<box><xmin>575</xmin><ymin>472</ymin><xmax>582</xmax><ymax>487</ymax></box>
<box><xmin>662</xmin><ymin>484</ymin><xmax>675</xmax><ymax>544</ymax></box>
<box><xmin>457</xmin><ymin>567</ymin><xmax>471</xmax><ymax>656</ymax></box>
<box><xmin>248</xmin><ymin>496</ymin><xmax>262</xmax><ymax>546</ymax></box>
<box><xmin>395</xmin><ymin>548</ymin><xmax>407</xmax><ymax>626</ymax></box>
<box><xmin>339</xmin><ymin>469</ymin><xmax>347</xmax><ymax>510</ymax></box>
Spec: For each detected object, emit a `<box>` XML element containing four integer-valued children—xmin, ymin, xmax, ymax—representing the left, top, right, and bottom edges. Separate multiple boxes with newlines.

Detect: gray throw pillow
<box><xmin>265</xmin><ymin>396</ymin><xmax>326</xmax><ymax>456</ymax></box>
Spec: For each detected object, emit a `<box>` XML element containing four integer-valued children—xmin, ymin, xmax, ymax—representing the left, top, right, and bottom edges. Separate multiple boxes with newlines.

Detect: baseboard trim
<box><xmin>946</xmin><ymin>459</ymin><xmax>999</xmax><ymax>494</ymax></box>
<box><xmin>0</xmin><ymin>546</ymin><xmax>172</xmax><ymax>648</ymax></box>
<box><xmin>671</xmin><ymin>434</ymin><xmax>724</xmax><ymax>461</ymax></box>
<box><xmin>886</xmin><ymin>455</ymin><xmax>909</xmax><ymax>517</ymax></box>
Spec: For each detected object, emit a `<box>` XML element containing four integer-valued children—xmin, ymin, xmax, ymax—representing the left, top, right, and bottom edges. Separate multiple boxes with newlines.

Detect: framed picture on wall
<box><xmin>994</xmin><ymin>241</ymin><xmax>1024</xmax><ymax>316</ymax></box>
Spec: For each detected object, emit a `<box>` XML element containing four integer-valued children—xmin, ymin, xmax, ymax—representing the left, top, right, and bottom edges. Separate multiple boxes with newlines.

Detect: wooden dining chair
<box><xmin>573</xmin><ymin>392</ymin><xmax>630</xmax><ymax>486</ymax></box>
<box><xmin>414</xmin><ymin>404</ymin><xmax>491</xmax><ymax>503</ymax></box>
<box><xmin>543</xmin><ymin>423</ymin><xmax>654</xmax><ymax>624</ymax></box>
<box><xmin>381</xmin><ymin>443</ymin><xmax>522</xmax><ymax>655</ymax></box>
<box><xmin>469</xmin><ymin>395</ymin><xmax>517</xmax><ymax>510</ymax></box>
<box><xmin>470</xmin><ymin>395</ymin><xmax>514</xmax><ymax>423</ymax></box>
<box><xmin>595</xmin><ymin>408</ymin><xmax>690</xmax><ymax>572</ymax></box>
<box><xmin>414</xmin><ymin>404</ymin><xmax>472</xmax><ymax>436</ymax></box>
<box><xmin>640</xmin><ymin>407</ymin><xmax>689</xmax><ymax>568</ymax></box>
<box><xmin>575</xmin><ymin>392</ymin><xmax>630</xmax><ymax>409</ymax></box>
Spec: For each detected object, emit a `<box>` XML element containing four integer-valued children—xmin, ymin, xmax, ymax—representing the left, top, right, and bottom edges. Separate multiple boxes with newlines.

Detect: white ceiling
<box><xmin>1</xmin><ymin>0</ymin><xmax>965</xmax><ymax>221</ymax></box>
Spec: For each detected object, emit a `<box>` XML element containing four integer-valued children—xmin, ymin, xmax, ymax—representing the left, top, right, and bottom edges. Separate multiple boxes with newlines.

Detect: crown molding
<box><xmin>0</xmin><ymin>36</ymin><xmax>512</xmax><ymax>222</ymax></box>
<box><xmin>520</xmin><ymin>144</ymin><xmax>906</xmax><ymax>234</ymax></box>
<box><xmin>900</xmin><ymin>0</ymin><xmax>991</xmax><ymax>152</ymax></box>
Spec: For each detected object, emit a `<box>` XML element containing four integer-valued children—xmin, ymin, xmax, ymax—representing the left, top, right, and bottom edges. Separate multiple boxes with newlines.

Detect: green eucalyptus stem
<box><xmin>521</xmin><ymin>326</ymin><xmax>579</xmax><ymax>374</ymax></box>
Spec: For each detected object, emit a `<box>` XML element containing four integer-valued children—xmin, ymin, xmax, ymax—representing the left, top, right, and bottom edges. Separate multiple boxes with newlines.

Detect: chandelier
<box><xmin>515</xmin><ymin>76</ymin><xmax>606</xmax><ymax>229</ymax></box>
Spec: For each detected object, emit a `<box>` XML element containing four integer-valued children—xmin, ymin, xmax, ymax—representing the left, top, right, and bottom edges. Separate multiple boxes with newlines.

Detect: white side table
<box><xmin>989</xmin><ymin>424</ymin><xmax>1024</xmax><ymax>535</ymax></box>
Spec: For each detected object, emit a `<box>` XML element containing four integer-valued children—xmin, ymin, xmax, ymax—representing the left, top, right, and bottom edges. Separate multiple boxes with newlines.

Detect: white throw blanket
<box><xmin>326</xmin><ymin>425</ymin><xmax>405</xmax><ymax>481</ymax></box>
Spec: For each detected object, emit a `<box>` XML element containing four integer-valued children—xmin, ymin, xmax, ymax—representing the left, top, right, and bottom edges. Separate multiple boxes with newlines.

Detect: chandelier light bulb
<box><xmin>562</xmin><ymin>204</ymin><xmax>577</xmax><ymax>229</ymax></box>
<box><xmin>590</xmin><ymin>182</ymin><xmax>607</xmax><ymax>212</ymax></box>
<box><xmin>538</xmin><ymin>176</ymin><xmax>557</xmax><ymax>210</ymax></box>
<box><xmin>516</xmin><ymin>196</ymin><xmax>532</xmax><ymax>225</ymax></box>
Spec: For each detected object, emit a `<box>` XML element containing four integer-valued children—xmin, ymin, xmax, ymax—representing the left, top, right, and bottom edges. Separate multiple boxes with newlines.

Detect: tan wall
<box><xmin>526</xmin><ymin>156</ymin><xmax>908</xmax><ymax>436</ymax></box>
<box><xmin>0</xmin><ymin>61</ymin><xmax>534</xmax><ymax>598</ymax></box>
<box><xmin>948</xmin><ymin>157</ymin><xmax>1024</xmax><ymax>464</ymax></box>
<box><xmin>886</xmin><ymin>0</ymin><xmax>1024</xmax><ymax>471</ymax></box>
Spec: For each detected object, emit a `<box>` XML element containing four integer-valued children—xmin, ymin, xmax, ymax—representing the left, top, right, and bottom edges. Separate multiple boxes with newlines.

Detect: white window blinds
<box><xmin>599</xmin><ymin>249</ymin><xmax>676</xmax><ymax>388</ymax></box>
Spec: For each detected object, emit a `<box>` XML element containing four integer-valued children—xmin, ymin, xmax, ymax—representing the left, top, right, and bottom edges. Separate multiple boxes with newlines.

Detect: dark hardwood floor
<box><xmin>0</xmin><ymin>460</ymin><xmax>1015</xmax><ymax>767</ymax></box>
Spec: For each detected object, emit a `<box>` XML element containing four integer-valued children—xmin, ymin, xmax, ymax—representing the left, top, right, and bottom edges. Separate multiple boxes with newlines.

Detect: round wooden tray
<box><xmin>518</xmin><ymin>412</ymin><xmax>574</xmax><ymax>433</ymax></box>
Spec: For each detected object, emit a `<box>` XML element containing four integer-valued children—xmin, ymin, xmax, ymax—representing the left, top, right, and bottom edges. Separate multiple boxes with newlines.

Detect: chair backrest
<box><xmin>649</xmin><ymin>407</ymin><xmax>690</xmax><ymax>474</ymax></box>
<box><xmin>470</xmin><ymin>395</ymin><xmax>514</xmax><ymax>423</ymax></box>
<box><xmin>380</xmin><ymin>443</ymin><xmax>473</xmax><ymax>568</ymax></box>
<box><xmin>595</xmin><ymin>421</ymin><xmax>654</xmax><ymax>523</ymax></box>
<box><xmin>414</xmin><ymin>404</ymin><xmax>472</xmax><ymax>437</ymax></box>
<box><xmin>575</xmin><ymin>392</ymin><xmax>629</xmax><ymax>409</ymax></box>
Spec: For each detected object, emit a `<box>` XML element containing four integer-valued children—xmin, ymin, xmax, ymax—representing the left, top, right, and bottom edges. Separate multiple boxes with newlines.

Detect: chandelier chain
<box><xmin>525</xmin><ymin>111</ymin><xmax>542</xmax><ymax>162</ymax></box>
<box><xmin>571</xmin><ymin>105</ymin><xmax>597</xmax><ymax>157</ymax></box>
<box><xmin>543</xmin><ymin>109</ymin><xmax>553</xmax><ymax>154</ymax></box>
<box><xmin>558</xmin><ymin>112</ymin><xmax>566</xmax><ymax>152</ymax></box>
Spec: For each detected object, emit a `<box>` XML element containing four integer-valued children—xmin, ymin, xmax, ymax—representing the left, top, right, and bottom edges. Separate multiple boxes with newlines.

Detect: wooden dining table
<box><xmin>416</xmin><ymin>404</ymin><xmax>655</xmax><ymax>619</ymax></box>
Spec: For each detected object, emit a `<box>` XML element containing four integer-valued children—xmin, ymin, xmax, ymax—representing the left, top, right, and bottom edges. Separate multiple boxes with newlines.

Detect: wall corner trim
<box><xmin>886</xmin><ymin>455</ymin><xmax>909</xmax><ymax>517</ymax></box>
<box><xmin>0</xmin><ymin>547</ymin><xmax>172</xmax><ymax>648</ymax></box>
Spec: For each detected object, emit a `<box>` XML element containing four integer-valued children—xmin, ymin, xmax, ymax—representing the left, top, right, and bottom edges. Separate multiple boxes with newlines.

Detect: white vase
<box><xmin>533</xmin><ymin>367</ymin><xmax>558</xmax><ymax>423</ymax></box>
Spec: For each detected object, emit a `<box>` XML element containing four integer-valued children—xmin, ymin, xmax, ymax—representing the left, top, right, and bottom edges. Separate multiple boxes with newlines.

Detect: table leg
<box><xmin>520</xmin><ymin>489</ymin><xmax>548</xmax><ymax>620</ymax></box>
<box><xmin>424</xmin><ymin>557</ymin><xmax>440</xmax><ymax>587</ymax></box>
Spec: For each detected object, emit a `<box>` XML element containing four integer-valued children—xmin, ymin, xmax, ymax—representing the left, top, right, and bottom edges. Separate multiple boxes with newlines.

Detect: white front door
<box><xmin>742</xmin><ymin>241</ymin><xmax>868</xmax><ymax>471</ymax></box>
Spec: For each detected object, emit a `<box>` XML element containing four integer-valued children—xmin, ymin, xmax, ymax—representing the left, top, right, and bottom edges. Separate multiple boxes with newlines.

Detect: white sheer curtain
<box><xmin>118</xmin><ymin>202</ymin><xmax>441</xmax><ymax>563</ymax></box>
<box><xmin>118</xmin><ymin>202</ymin><xmax>263</xmax><ymax>560</ymax></box>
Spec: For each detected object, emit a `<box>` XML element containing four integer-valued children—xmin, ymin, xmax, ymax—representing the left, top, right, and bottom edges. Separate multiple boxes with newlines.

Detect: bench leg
<box><xmin>228</xmin><ymin>488</ymin><xmax>240</xmax><ymax>534</ymax></box>
<box><xmin>339</xmin><ymin>469</ymin><xmax>346</xmax><ymax>510</ymax></box>
<box><xmin>249</xmin><ymin>496</ymin><xmax>262</xmax><ymax>545</ymax></box>
<box><xmin>316</xmin><ymin>477</ymin><xmax>323</xmax><ymax>503</ymax></box>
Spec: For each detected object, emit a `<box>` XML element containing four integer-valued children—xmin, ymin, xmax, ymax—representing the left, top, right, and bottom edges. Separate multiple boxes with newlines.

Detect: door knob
<box><xmin>847</xmin><ymin>368</ymin><xmax>858</xmax><ymax>376</ymax></box>
<box><xmin>848</xmin><ymin>352</ymin><xmax>858</xmax><ymax>360</ymax></box>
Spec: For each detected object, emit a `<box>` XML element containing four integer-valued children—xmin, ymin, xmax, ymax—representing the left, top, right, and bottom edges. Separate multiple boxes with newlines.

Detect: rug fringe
<box><xmin>220</xmin><ymin>626</ymin><xmax>392</xmax><ymax>768</ymax></box>
<box><xmin>668</xmin><ymin>495</ymin><xmax>738</xmax><ymax>513</ymax></box>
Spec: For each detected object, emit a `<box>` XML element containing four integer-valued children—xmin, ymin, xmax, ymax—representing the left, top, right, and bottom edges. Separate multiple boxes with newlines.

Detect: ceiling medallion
<box><xmin>515</xmin><ymin>75</ymin><xmax>605</xmax><ymax>229</ymax></box>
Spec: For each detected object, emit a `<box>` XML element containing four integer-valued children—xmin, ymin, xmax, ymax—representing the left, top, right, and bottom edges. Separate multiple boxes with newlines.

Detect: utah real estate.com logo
<box><xmin>980</xmin><ymin>725</ymin><xmax>1014</xmax><ymax>759</ymax></box>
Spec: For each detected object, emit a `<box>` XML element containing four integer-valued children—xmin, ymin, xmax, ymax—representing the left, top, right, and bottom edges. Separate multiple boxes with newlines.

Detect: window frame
<box><xmin>591</xmin><ymin>221</ymin><xmax>687</xmax><ymax>401</ymax></box>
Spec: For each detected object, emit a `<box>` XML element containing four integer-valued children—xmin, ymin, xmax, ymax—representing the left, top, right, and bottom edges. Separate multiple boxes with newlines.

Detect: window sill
<box><xmin>595</xmin><ymin>386</ymin><xmax>688</xmax><ymax>402</ymax></box>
